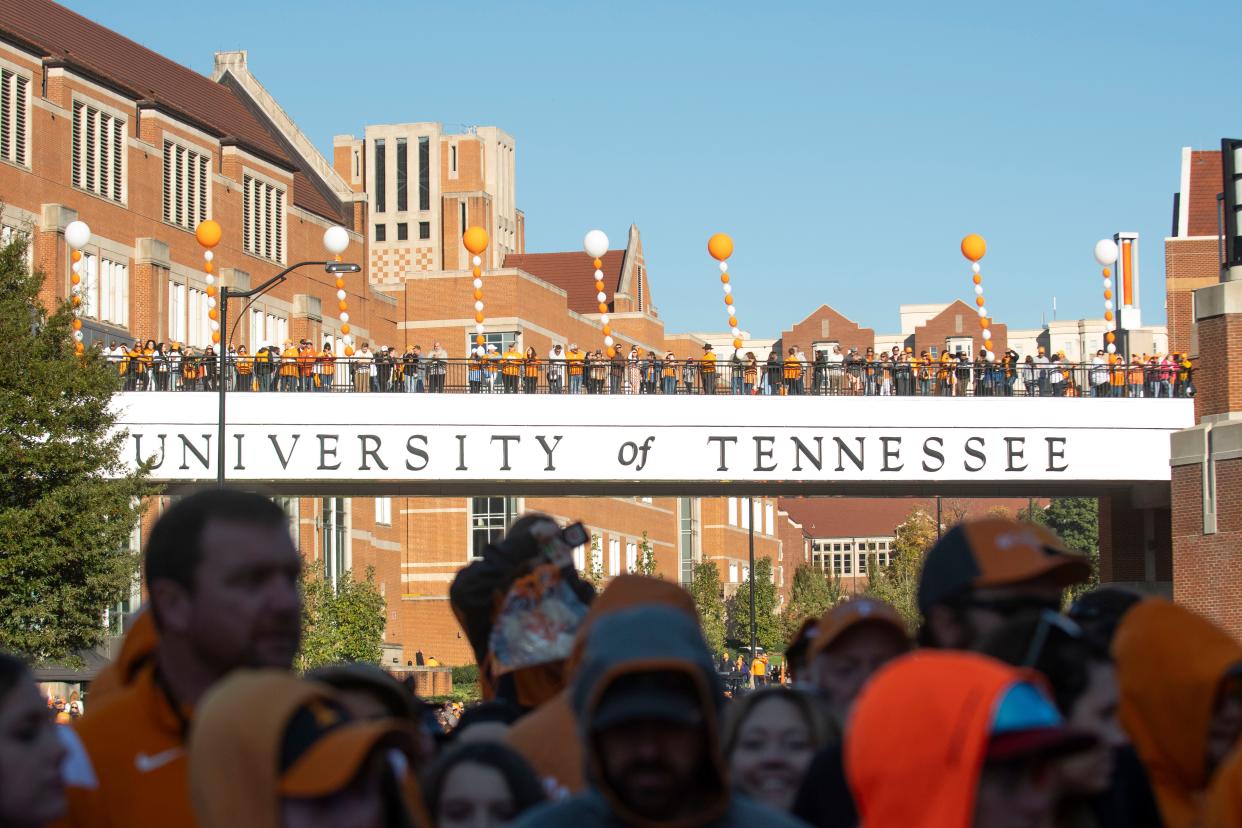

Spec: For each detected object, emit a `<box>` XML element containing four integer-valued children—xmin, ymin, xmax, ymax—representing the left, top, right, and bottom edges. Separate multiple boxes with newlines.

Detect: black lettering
<box><xmin>317</xmin><ymin>434</ymin><xmax>340</xmax><ymax>471</ymax></box>
<box><xmin>1046</xmin><ymin>437</ymin><xmax>1068</xmax><ymax>472</ymax></box>
<box><xmin>358</xmin><ymin>434</ymin><xmax>388</xmax><ymax>471</ymax></box>
<box><xmin>707</xmin><ymin>436</ymin><xmax>737</xmax><ymax>472</ymax></box>
<box><xmin>881</xmin><ymin>437</ymin><xmax>903</xmax><ymax>472</ymax></box>
<box><xmin>1005</xmin><ymin>437</ymin><xmax>1027</xmax><ymax>472</ymax></box>
<box><xmin>834</xmin><ymin>437</ymin><xmax>865</xmax><ymax>472</ymax></box>
<box><xmin>233</xmin><ymin>433</ymin><xmax>245</xmax><ymax>470</ymax></box>
<box><xmin>922</xmin><ymin>437</ymin><xmax>945</xmax><ymax>472</ymax></box>
<box><xmin>491</xmin><ymin>435</ymin><xmax>520</xmax><ymax>471</ymax></box>
<box><xmin>456</xmin><ymin>434</ymin><xmax>468</xmax><ymax>471</ymax></box>
<box><xmin>536</xmin><ymin>435</ymin><xmax>562</xmax><ymax>472</ymax></box>
<box><xmin>179</xmin><ymin>434</ymin><xmax>211</xmax><ymax>471</ymax></box>
<box><xmin>268</xmin><ymin>434</ymin><xmax>301</xmax><ymax>470</ymax></box>
<box><xmin>964</xmin><ymin>437</ymin><xmax>986</xmax><ymax>473</ymax></box>
<box><xmin>134</xmin><ymin>432</ymin><xmax>167</xmax><ymax>470</ymax></box>
<box><xmin>791</xmin><ymin>436</ymin><xmax>823</xmax><ymax>472</ymax></box>
<box><xmin>754</xmin><ymin>436</ymin><xmax>777</xmax><ymax>472</ymax></box>
<box><xmin>405</xmin><ymin>435</ymin><xmax>429</xmax><ymax>471</ymax></box>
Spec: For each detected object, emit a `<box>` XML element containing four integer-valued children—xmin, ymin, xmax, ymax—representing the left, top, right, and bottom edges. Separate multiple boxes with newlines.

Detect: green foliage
<box><xmin>726</xmin><ymin>557</ymin><xmax>783</xmax><ymax>653</ymax></box>
<box><xmin>0</xmin><ymin>230</ymin><xmax>152</xmax><ymax>663</ymax></box>
<box><xmin>582</xmin><ymin>533</ymin><xmax>606</xmax><ymax>590</ymax></box>
<box><xmin>296</xmin><ymin>561</ymin><xmax>387</xmax><ymax>672</ymax></box>
<box><xmin>632</xmin><ymin>530</ymin><xmax>658</xmax><ymax>576</ymax></box>
<box><xmin>781</xmin><ymin>564</ymin><xmax>842</xmax><ymax>642</ymax></box>
<box><xmin>688</xmin><ymin>560</ymin><xmax>727</xmax><ymax>655</ymax></box>
<box><xmin>451</xmin><ymin>664</ymin><xmax>480</xmax><ymax>685</ymax></box>
<box><xmin>865</xmin><ymin>508</ymin><xmax>937</xmax><ymax>629</ymax></box>
<box><xmin>1040</xmin><ymin>497</ymin><xmax>1099</xmax><ymax>602</ymax></box>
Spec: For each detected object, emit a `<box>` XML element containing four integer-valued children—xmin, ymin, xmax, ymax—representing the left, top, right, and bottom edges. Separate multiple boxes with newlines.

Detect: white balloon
<box><xmin>597</xmin><ymin>291</ymin><xmax>607</xmax><ymax>303</ymax></box>
<box><xmin>207</xmin><ymin>297</ymin><xmax>216</xmax><ymax>309</ymax></box>
<box><xmin>971</xmin><ymin>263</ymin><xmax>980</xmax><ymax>274</ymax></box>
<box><xmin>1105</xmin><ymin>300</ymin><xmax>1114</xmax><ymax>311</ymax></box>
<box><xmin>71</xmin><ymin>261</ymin><xmax>81</xmax><ymax>274</ymax></box>
<box><xmin>343</xmin><ymin>335</ymin><xmax>353</xmax><ymax>345</ymax></box>
<box><xmin>472</xmin><ymin>255</ymin><xmax>481</xmax><ymax>267</ymax></box>
<box><xmin>475</xmin><ymin>323</ymin><xmax>485</xmax><ymax>333</ymax></box>
<box><xmin>583</xmin><ymin>229</ymin><xmax>609</xmax><ymax>259</ymax></box>
<box><xmin>723</xmin><ymin>284</ymin><xmax>732</xmax><ymax>295</ymax></box>
<box><xmin>729</xmin><ymin>304</ymin><xmax>739</xmax><ymax>317</ymax></box>
<box><xmin>73</xmin><ymin>330</ymin><xmax>84</xmax><ymax>341</ymax></box>
<box><xmin>473</xmin><ymin>278</ymin><xmax>483</xmax><ymax>289</ymax></box>
<box><xmin>1103</xmin><ymin>278</ymin><xmax>1113</xmax><ymax>291</ymax></box>
<box><xmin>982</xmin><ymin>329</ymin><xmax>992</xmax><ymax>339</ymax></box>
<box><xmin>209</xmin><ymin>320</ymin><xmax>219</xmax><ymax>331</ymax></box>
<box><xmin>323</xmin><ymin>225</ymin><xmax>349</xmax><ymax>255</ymax></box>
<box><xmin>474</xmin><ymin>300</ymin><xmax>484</xmax><ymax>312</ymax></box>
<box><xmin>65</xmin><ymin>220</ymin><xmax>91</xmax><ymax>249</ymax></box>
<box><xmin>978</xmin><ymin>306</ymin><xmax>987</xmax><ymax>317</ymax></box>
<box><xmin>339</xmin><ymin>312</ymin><xmax>349</xmax><ymax>323</ymax></box>
<box><xmin>974</xmin><ymin>285</ymin><xmax>983</xmax><ymax>295</ymax></box>
<box><xmin>1106</xmin><ymin>343</ymin><xmax>1116</xmax><ymax>354</ymax></box>
<box><xmin>594</xmin><ymin>269</ymin><xmax>604</xmax><ymax>281</ymax></box>
<box><xmin>604</xmin><ymin>335</ymin><xmax>614</xmax><ymax>347</ymax></box>
<box><xmin>205</xmin><ymin>274</ymin><xmax>215</xmax><ymax>285</ymax></box>
<box><xmin>600</xmin><ymin>314</ymin><xmax>610</xmax><ymax>325</ymax></box>
<box><xmin>204</xmin><ymin>250</ymin><xmax>214</xmax><ymax>262</ymax></box>
<box><xmin>731</xmin><ymin>327</ymin><xmax>741</xmax><ymax>337</ymax></box>
<box><xmin>335</xmin><ymin>289</ymin><xmax>345</xmax><ymax>301</ymax></box>
<box><xmin>1094</xmin><ymin>238</ymin><xmax>1119</xmax><ymax>266</ymax></box>
<box><xmin>719</xmin><ymin>262</ymin><xmax>729</xmax><ymax>273</ymax></box>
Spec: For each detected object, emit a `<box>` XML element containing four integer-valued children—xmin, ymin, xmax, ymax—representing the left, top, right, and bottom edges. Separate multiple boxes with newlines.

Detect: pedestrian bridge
<box><xmin>113</xmin><ymin>393</ymin><xmax>1195</xmax><ymax>498</ymax></box>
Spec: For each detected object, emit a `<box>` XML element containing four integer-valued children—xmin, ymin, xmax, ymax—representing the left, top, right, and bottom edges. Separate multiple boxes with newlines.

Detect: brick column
<box><xmin>1170</xmin><ymin>280</ymin><xmax>1242</xmax><ymax>638</ymax></box>
<box><xmin>1098</xmin><ymin>489</ymin><xmax>1172</xmax><ymax>595</ymax></box>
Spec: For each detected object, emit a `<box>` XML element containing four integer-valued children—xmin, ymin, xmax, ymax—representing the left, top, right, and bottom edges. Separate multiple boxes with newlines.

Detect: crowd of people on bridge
<box><xmin>96</xmin><ymin>337</ymin><xmax>1196</xmax><ymax>398</ymax></box>
<box><xmin>3</xmin><ymin>488</ymin><xmax>1241</xmax><ymax>827</ymax></box>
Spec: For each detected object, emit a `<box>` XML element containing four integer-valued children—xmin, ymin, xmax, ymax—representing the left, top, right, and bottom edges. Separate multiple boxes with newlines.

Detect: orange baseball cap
<box><xmin>917</xmin><ymin>518</ymin><xmax>1090</xmax><ymax>615</ymax></box>
<box><xmin>279</xmin><ymin>696</ymin><xmax>417</xmax><ymax>798</ymax></box>
<box><xmin>809</xmin><ymin>597</ymin><xmax>910</xmax><ymax>660</ymax></box>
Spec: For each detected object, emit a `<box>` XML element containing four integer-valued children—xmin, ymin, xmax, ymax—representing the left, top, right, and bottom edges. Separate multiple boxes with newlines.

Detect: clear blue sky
<box><xmin>66</xmin><ymin>0</ymin><xmax>1242</xmax><ymax>338</ymax></box>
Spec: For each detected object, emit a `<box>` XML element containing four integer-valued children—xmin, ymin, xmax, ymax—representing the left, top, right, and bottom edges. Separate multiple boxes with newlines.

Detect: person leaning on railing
<box><xmin>782</xmin><ymin>347</ymin><xmax>801</xmax><ymax>396</ymax></box>
<box><xmin>428</xmin><ymin>342</ymin><xmax>448</xmax><ymax>393</ymax></box>
<box><xmin>233</xmin><ymin>344</ymin><xmax>253</xmax><ymax>391</ymax></box>
<box><xmin>523</xmin><ymin>346</ymin><xmax>539</xmax><ymax>394</ymax></box>
<box><xmin>566</xmin><ymin>344</ymin><xmax>584</xmax><ymax>394</ymax></box>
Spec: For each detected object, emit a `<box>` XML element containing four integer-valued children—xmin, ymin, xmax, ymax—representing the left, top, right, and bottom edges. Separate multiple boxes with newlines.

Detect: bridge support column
<box><xmin>1169</xmin><ymin>279</ymin><xmax>1242</xmax><ymax>638</ymax></box>
<box><xmin>1098</xmin><ymin>487</ymin><xmax>1171</xmax><ymax>597</ymax></box>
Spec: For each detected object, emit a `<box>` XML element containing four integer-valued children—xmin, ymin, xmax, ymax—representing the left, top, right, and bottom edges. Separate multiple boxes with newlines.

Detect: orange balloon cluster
<box><xmin>463</xmin><ymin>227</ymin><xmax>489</xmax><ymax>347</ymax></box>
<box><xmin>594</xmin><ymin>256</ymin><xmax>616</xmax><ymax>357</ymax></box>
<box><xmin>1102</xmin><ymin>267</ymin><xmax>1116</xmax><ymax>349</ymax></box>
<box><xmin>709</xmin><ymin>234</ymin><xmax>743</xmax><ymax>350</ymax></box>
<box><xmin>196</xmin><ymin>221</ymin><xmax>222</xmax><ymax>345</ymax></box>
<box><xmin>961</xmin><ymin>234</ymin><xmax>993</xmax><ymax>353</ymax></box>
<box><xmin>68</xmin><ymin>240</ymin><xmax>86</xmax><ymax>354</ymax></box>
<box><xmin>336</xmin><ymin>253</ymin><xmax>353</xmax><ymax>355</ymax></box>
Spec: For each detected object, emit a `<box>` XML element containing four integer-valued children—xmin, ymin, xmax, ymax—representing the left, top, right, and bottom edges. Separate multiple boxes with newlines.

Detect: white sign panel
<box><xmin>112</xmin><ymin>394</ymin><xmax>1194</xmax><ymax>488</ymax></box>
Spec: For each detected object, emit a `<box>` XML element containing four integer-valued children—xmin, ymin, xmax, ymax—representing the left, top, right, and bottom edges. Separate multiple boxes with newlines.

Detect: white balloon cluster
<box><xmin>1094</xmin><ymin>239</ymin><xmax>1119</xmax><ymax>354</ymax></box>
<box><xmin>584</xmin><ymin>230</ymin><xmax>615</xmax><ymax>355</ymax></box>
<box><xmin>65</xmin><ymin>220</ymin><xmax>91</xmax><ymax>354</ymax></box>
<box><xmin>324</xmin><ymin>226</ymin><xmax>352</xmax><ymax>355</ymax></box>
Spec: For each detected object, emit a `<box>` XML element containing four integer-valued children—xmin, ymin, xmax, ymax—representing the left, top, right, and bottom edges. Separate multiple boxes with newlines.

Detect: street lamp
<box><xmin>213</xmin><ymin>226</ymin><xmax>360</xmax><ymax>487</ymax></box>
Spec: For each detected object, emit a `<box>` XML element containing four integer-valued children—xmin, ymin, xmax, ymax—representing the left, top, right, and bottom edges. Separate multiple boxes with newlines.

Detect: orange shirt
<box><xmin>700</xmin><ymin>352</ymin><xmax>717</xmax><ymax>374</ymax></box>
<box><xmin>297</xmin><ymin>347</ymin><xmax>315</xmax><ymax>377</ymax></box>
<box><xmin>567</xmin><ymin>350</ymin><xmax>585</xmax><ymax>376</ymax></box>
<box><xmin>279</xmin><ymin>347</ymin><xmax>299</xmax><ymax>377</ymax></box>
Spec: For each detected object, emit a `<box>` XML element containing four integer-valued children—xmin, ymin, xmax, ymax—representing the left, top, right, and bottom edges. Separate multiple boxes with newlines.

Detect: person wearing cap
<box><xmin>1113</xmin><ymin>599</ymin><xmax>1242</xmax><ymax>828</ymax></box>
<box><xmin>547</xmin><ymin>343</ymin><xmax>566</xmax><ymax>394</ymax></box>
<box><xmin>188</xmin><ymin>671</ymin><xmax>429</xmax><ymax>828</ymax></box>
<box><xmin>806</xmin><ymin>597</ymin><xmax>910</xmax><ymax>727</ymax></box>
<box><xmin>845</xmin><ymin>650</ymin><xmax>1095</xmax><ymax>828</ymax></box>
<box><xmin>916</xmin><ymin>518</ymin><xmax>1090</xmax><ymax>651</ymax></box>
<box><xmin>484</xmin><ymin>344</ymin><xmax>501</xmax><ymax>392</ymax></box>
<box><xmin>1034</xmin><ymin>346</ymin><xmax>1051</xmax><ymax>396</ymax></box>
<box><xmin>511</xmin><ymin>605</ymin><xmax>803</xmax><ymax>827</ymax></box>
<box><xmin>699</xmin><ymin>342</ymin><xmax>717</xmax><ymax>395</ymax></box>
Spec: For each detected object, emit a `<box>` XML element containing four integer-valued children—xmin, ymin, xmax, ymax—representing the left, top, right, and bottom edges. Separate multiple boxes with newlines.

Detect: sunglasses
<box><xmin>962</xmin><ymin>595</ymin><xmax>1063</xmax><ymax>619</ymax></box>
<box><xmin>1020</xmin><ymin>609</ymin><xmax>1085</xmax><ymax>668</ymax></box>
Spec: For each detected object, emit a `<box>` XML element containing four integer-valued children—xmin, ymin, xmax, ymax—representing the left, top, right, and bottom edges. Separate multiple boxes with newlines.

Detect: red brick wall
<box><xmin>1192</xmin><ymin>313</ymin><xmax>1242</xmax><ymax>420</ymax></box>
<box><xmin>780</xmin><ymin>306</ymin><xmax>875</xmax><ymax>354</ymax></box>
<box><xmin>913</xmin><ymin>299</ymin><xmax>1008</xmax><ymax>356</ymax></box>
<box><xmin>1187</xmin><ymin>151</ymin><xmax>1223</xmax><ymax>237</ymax></box>
<box><xmin>1098</xmin><ymin>495</ymin><xmax>1171</xmax><ymax>584</ymax></box>
<box><xmin>1173</xmin><ymin>461</ymin><xmax>1242</xmax><ymax>638</ymax></box>
<box><xmin>1165</xmin><ymin>237</ymin><xmax>1219</xmax><ymax>357</ymax></box>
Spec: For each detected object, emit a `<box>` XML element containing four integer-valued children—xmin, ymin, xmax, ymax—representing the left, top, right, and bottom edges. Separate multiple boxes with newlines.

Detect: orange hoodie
<box><xmin>1114</xmin><ymin>599</ymin><xmax>1242</xmax><ymax>828</ymax></box>
<box><xmin>1208</xmin><ymin>745</ymin><xmax>1242</xmax><ymax>828</ymax></box>
<box><xmin>505</xmin><ymin>574</ymin><xmax>697</xmax><ymax>795</ymax></box>
<box><xmin>846</xmin><ymin>650</ymin><xmax>1026</xmax><ymax>828</ymax></box>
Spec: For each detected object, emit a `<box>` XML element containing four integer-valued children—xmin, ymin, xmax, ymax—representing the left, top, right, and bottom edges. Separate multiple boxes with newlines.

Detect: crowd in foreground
<box><xmin>3</xmin><ymin>489</ymin><xmax>1240</xmax><ymax>827</ymax></box>
<box><xmin>98</xmin><ymin>337</ymin><xmax>1196</xmax><ymax>398</ymax></box>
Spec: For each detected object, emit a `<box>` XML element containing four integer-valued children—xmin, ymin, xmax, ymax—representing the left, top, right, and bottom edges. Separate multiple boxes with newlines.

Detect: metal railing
<box><xmin>105</xmin><ymin>357</ymin><xmax>1196</xmax><ymax>398</ymax></box>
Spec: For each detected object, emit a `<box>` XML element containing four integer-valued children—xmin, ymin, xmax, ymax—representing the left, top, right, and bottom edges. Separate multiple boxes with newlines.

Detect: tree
<box><xmin>726</xmin><ymin>557</ymin><xmax>783</xmax><ymax>653</ymax></box>
<box><xmin>0</xmin><ymin>229</ymin><xmax>151</xmax><ymax>663</ymax></box>
<box><xmin>688</xmin><ymin>561</ymin><xmax>727</xmax><ymax>656</ymax></box>
<box><xmin>582</xmin><ymin>533</ymin><xmax>605</xmax><ymax>589</ymax></box>
<box><xmin>781</xmin><ymin>564</ymin><xmax>841</xmax><ymax>641</ymax></box>
<box><xmin>297</xmin><ymin>560</ymin><xmax>387</xmax><ymax>671</ymax></box>
<box><xmin>866</xmin><ymin>508</ymin><xmax>937</xmax><ymax>629</ymax></box>
<box><xmin>631</xmin><ymin>530</ymin><xmax>658</xmax><ymax>577</ymax></box>
<box><xmin>1042</xmin><ymin>497</ymin><xmax>1099</xmax><ymax>602</ymax></box>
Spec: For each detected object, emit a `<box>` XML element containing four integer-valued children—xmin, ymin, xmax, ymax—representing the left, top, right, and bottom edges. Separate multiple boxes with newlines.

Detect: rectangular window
<box><xmin>471</xmin><ymin>496</ymin><xmax>515</xmax><ymax>559</ymax></box>
<box><xmin>72</xmin><ymin>100</ymin><xmax>125</xmax><ymax>202</ymax></box>
<box><xmin>470</xmin><ymin>330</ymin><xmax>519</xmax><ymax>353</ymax></box>
<box><xmin>460</xmin><ymin>201</ymin><xmax>467</xmax><ymax>236</ymax></box>
<box><xmin>679</xmin><ymin>496</ymin><xmax>696</xmax><ymax>585</ymax></box>
<box><xmin>608</xmin><ymin>538</ymin><xmax>620</xmax><ymax>577</ymax></box>
<box><xmin>418</xmin><ymin>221</ymin><xmax>430</xmax><ymax>240</ymax></box>
<box><xmin>741</xmin><ymin>499</ymin><xmax>750</xmax><ymax>530</ymax></box>
<box><xmin>573</xmin><ymin>542</ymin><xmax>586</xmax><ymax>572</ymax></box>
<box><xmin>242</xmin><ymin>174</ymin><xmax>285</xmax><ymax>263</ymax></box>
<box><xmin>80</xmin><ymin>253</ymin><xmax>128</xmax><ymax>326</ymax></box>
<box><xmin>946</xmin><ymin>337</ymin><xmax>973</xmax><ymax>359</ymax></box>
<box><xmin>395</xmin><ymin>138</ymin><xmax>407</xmax><ymax>212</ymax></box>
<box><xmin>451</xmin><ymin>144</ymin><xmax>457</xmax><ymax>173</ymax></box>
<box><xmin>162</xmin><ymin>140</ymin><xmax>210</xmax><ymax>230</ymax></box>
<box><xmin>373</xmin><ymin>138</ymin><xmax>386</xmax><ymax>213</ymax></box>
<box><xmin>625</xmin><ymin>541</ymin><xmax>637</xmax><ymax>573</ymax></box>
<box><xmin>765</xmin><ymin>503</ymin><xmax>775</xmax><ymax>535</ymax></box>
<box><xmin>859</xmin><ymin>554</ymin><xmax>867</xmax><ymax>574</ymax></box>
<box><xmin>0</xmin><ymin>68</ymin><xmax>30</xmax><ymax>166</ymax></box>
<box><xmin>168</xmin><ymin>280</ymin><xmax>186</xmax><ymax>344</ymax></box>
<box><xmin>320</xmin><ymin>497</ymin><xmax>347</xmax><ymax>589</ymax></box>
<box><xmin>188</xmin><ymin>287</ymin><xmax>206</xmax><ymax>347</ymax></box>
<box><xmin>728</xmin><ymin>563</ymin><xmax>739</xmax><ymax>583</ymax></box>
<box><xmin>418</xmin><ymin>136</ymin><xmax>429</xmax><ymax>211</ymax></box>
<box><xmin>375</xmin><ymin>223</ymin><xmax>386</xmax><ymax>242</ymax></box>
<box><xmin>249</xmin><ymin>308</ymin><xmax>264</xmax><ymax>349</ymax></box>
<box><xmin>374</xmin><ymin>497</ymin><xmax>392</xmax><ymax>526</ymax></box>
<box><xmin>396</xmin><ymin>222</ymin><xmax>408</xmax><ymax>241</ymax></box>
<box><xmin>727</xmin><ymin>497</ymin><xmax>738</xmax><ymax>527</ymax></box>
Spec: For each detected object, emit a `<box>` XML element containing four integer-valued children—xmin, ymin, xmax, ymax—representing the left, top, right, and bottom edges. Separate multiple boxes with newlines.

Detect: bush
<box><xmin>451</xmin><ymin>664</ymin><xmax>480</xmax><ymax>684</ymax></box>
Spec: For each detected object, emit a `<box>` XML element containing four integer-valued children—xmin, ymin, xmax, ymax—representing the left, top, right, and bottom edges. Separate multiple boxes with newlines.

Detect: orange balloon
<box><xmin>206</xmin><ymin>285</ymin><xmax>216</xmax><ymax>297</ymax></box>
<box><xmin>960</xmin><ymin>234</ymin><xmax>986</xmax><ymax>262</ymax></box>
<box><xmin>474</xmin><ymin>312</ymin><xmax>485</xmax><ymax>323</ymax></box>
<box><xmin>339</xmin><ymin>301</ymin><xmax>348</xmax><ymax>312</ymax></box>
<box><xmin>728</xmin><ymin>317</ymin><xmax>738</xmax><ymax>328</ymax></box>
<box><xmin>463</xmin><ymin>226</ymin><xmax>489</xmax><ymax>255</ymax></box>
<box><xmin>204</xmin><ymin>261</ymin><xmax>214</xmax><ymax>274</ymax></box>
<box><xmin>598</xmin><ymin>303</ymin><xmax>608</xmax><ymax>313</ymax></box>
<box><xmin>472</xmin><ymin>266</ymin><xmax>481</xmax><ymax>278</ymax></box>
<box><xmin>732</xmin><ymin>338</ymin><xmax>742</xmax><ymax>349</ymax></box>
<box><xmin>1104</xmin><ymin>290</ymin><xmax>1112</xmax><ymax>300</ymax></box>
<box><xmin>979</xmin><ymin>317</ymin><xmax>989</xmax><ymax>328</ymax></box>
<box><xmin>71</xmin><ymin>273</ymin><xmax>80</xmax><ymax>285</ymax></box>
<box><xmin>72</xmin><ymin>295</ymin><xmax>81</xmax><ymax>306</ymax></box>
<box><xmin>341</xmin><ymin>324</ymin><xmax>350</xmax><ymax>334</ymax></box>
<box><xmin>972</xmin><ymin>274</ymin><xmax>981</xmax><ymax>285</ymax></box>
<box><xmin>345</xmin><ymin>346</ymin><xmax>355</xmax><ymax>356</ymax></box>
<box><xmin>1106</xmin><ymin>332</ymin><xmax>1115</xmax><ymax>343</ymax></box>
<box><xmin>720</xmin><ymin>273</ymin><xmax>729</xmax><ymax>284</ymax></box>
<box><xmin>475</xmin><ymin>335</ymin><xmax>485</xmax><ymax>345</ymax></box>
<box><xmin>195</xmin><ymin>220</ymin><xmax>223</xmax><ymax>249</ymax></box>
<box><xmin>473</xmin><ymin>289</ymin><xmax>483</xmax><ymax>300</ymax></box>
<box><xmin>606</xmin><ymin>347</ymin><xmax>616</xmax><ymax>358</ymax></box>
<box><xmin>208</xmin><ymin>308</ymin><xmax>218</xmax><ymax>321</ymax></box>
<box><xmin>211</xmin><ymin>331</ymin><xmax>221</xmax><ymax>344</ymax></box>
<box><xmin>708</xmin><ymin>233</ymin><xmax>734</xmax><ymax>261</ymax></box>
<box><xmin>984</xmin><ymin>339</ymin><xmax>994</xmax><ymax>350</ymax></box>
<box><xmin>335</xmin><ymin>278</ymin><xmax>345</xmax><ymax>290</ymax></box>
<box><xmin>1102</xmin><ymin>268</ymin><xmax>1111</xmax><ymax>278</ymax></box>
<box><xmin>593</xmin><ymin>258</ymin><xmax>603</xmax><ymax>270</ymax></box>
<box><xmin>71</xmin><ymin>250</ymin><xmax>82</xmax><ymax>262</ymax></box>
<box><xmin>595</xmin><ymin>281</ymin><xmax>605</xmax><ymax>292</ymax></box>
<box><xmin>602</xmin><ymin>325</ymin><xmax>612</xmax><ymax>336</ymax></box>
<box><xmin>74</xmin><ymin>342</ymin><xmax>84</xmax><ymax>354</ymax></box>
<box><xmin>1104</xmin><ymin>311</ymin><xmax>1114</xmax><ymax>321</ymax></box>
<box><xmin>71</xmin><ymin>318</ymin><xmax>81</xmax><ymax>330</ymax></box>
<box><xmin>975</xmin><ymin>296</ymin><xmax>985</xmax><ymax>307</ymax></box>
<box><xmin>724</xmin><ymin>295</ymin><xmax>734</xmax><ymax>306</ymax></box>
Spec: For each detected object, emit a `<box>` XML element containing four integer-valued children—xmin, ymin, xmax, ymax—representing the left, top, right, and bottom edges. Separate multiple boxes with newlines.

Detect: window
<box><xmin>418</xmin><ymin>221</ymin><xmax>430</xmax><ymax>240</ymax></box>
<box><xmin>273</xmin><ymin>496</ymin><xmax>301</xmax><ymax>549</ymax></box>
<box><xmin>375</xmin><ymin>224</ymin><xmax>386</xmax><ymax>242</ymax></box>
<box><xmin>741</xmin><ymin>499</ymin><xmax>750</xmax><ymax>530</ymax></box>
<box><xmin>397</xmin><ymin>222</ymin><xmax>408</xmax><ymax>241</ymax></box>
<box><xmin>162</xmin><ymin>140</ymin><xmax>209</xmax><ymax>230</ymax></box>
<box><xmin>321</xmin><ymin>497</ymin><xmax>347</xmax><ymax>589</ymax></box>
<box><xmin>242</xmin><ymin>175</ymin><xmax>285</xmax><ymax>263</ymax></box>
<box><xmin>80</xmin><ymin>253</ymin><xmax>128</xmax><ymax>326</ymax></box>
<box><xmin>373</xmin><ymin>138</ymin><xmax>386</xmax><ymax>213</ymax></box>
<box><xmin>471</xmin><ymin>496</ymin><xmax>515</xmax><ymax>559</ymax></box>
<box><xmin>625</xmin><ymin>541</ymin><xmax>637</xmax><ymax>573</ymax></box>
<box><xmin>418</xmin><ymin>136</ymin><xmax>430</xmax><ymax>211</ymax></box>
<box><xmin>374</xmin><ymin>497</ymin><xmax>392</xmax><ymax>526</ymax></box>
<box><xmin>727</xmin><ymin>497</ymin><xmax>738</xmax><ymax>527</ymax></box>
<box><xmin>105</xmin><ymin>522</ymin><xmax>143</xmax><ymax>636</ymax></box>
<box><xmin>72</xmin><ymin>100</ymin><xmax>125</xmax><ymax>202</ymax></box>
<box><xmin>188</xmin><ymin>287</ymin><xmax>207</xmax><ymax>347</ymax></box>
<box><xmin>396</xmin><ymin>138</ymin><xmax>407</xmax><ymax>212</ymax></box>
<box><xmin>679</xmin><ymin>496</ymin><xmax>696</xmax><ymax>585</ymax></box>
<box><xmin>573</xmin><ymin>542</ymin><xmax>586</xmax><ymax>571</ymax></box>
<box><xmin>947</xmin><ymin>337</ymin><xmax>973</xmax><ymax>358</ymax></box>
<box><xmin>590</xmin><ymin>538</ymin><xmax>603</xmax><ymax>575</ymax></box>
<box><xmin>450</xmin><ymin>144</ymin><xmax>457</xmax><ymax>174</ymax></box>
<box><xmin>469</xmin><ymin>330</ymin><xmax>519</xmax><ymax>354</ymax></box>
<box><xmin>168</xmin><ymin>280</ymin><xmax>186</xmax><ymax>343</ymax></box>
<box><xmin>728</xmin><ymin>563</ymin><xmax>739</xmax><ymax>583</ymax></box>
<box><xmin>0</xmin><ymin>68</ymin><xmax>30</xmax><ymax>167</ymax></box>
<box><xmin>859</xmin><ymin>554</ymin><xmax>867</xmax><ymax>574</ymax></box>
<box><xmin>765</xmin><ymin>503</ymin><xmax>775</xmax><ymax>535</ymax></box>
<box><xmin>608</xmin><ymin>538</ymin><xmax>620</xmax><ymax>577</ymax></box>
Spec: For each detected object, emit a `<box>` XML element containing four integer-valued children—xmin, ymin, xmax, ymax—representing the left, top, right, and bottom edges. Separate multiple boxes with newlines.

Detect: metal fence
<box><xmin>106</xmin><ymin>357</ymin><xmax>1195</xmax><ymax>398</ymax></box>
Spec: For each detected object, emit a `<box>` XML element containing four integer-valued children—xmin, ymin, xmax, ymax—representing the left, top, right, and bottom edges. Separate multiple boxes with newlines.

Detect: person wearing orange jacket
<box><xmin>59</xmin><ymin>489</ymin><xmax>302</xmax><ymax>828</ymax></box>
<box><xmin>296</xmin><ymin>341</ymin><xmax>315</xmax><ymax>392</ymax></box>
<box><xmin>566</xmin><ymin>343</ymin><xmax>585</xmax><ymax>394</ymax></box>
<box><xmin>278</xmin><ymin>340</ymin><xmax>299</xmax><ymax>392</ymax></box>
<box><xmin>315</xmin><ymin>342</ymin><xmax>336</xmax><ymax>392</ymax></box>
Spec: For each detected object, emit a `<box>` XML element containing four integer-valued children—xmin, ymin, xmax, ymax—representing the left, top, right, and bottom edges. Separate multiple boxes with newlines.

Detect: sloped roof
<box><xmin>504</xmin><ymin>249</ymin><xmax>625</xmax><ymax>314</ymax></box>
<box><xmin>0</xmin><ymin>0</ymin><xmax>342</xmax><ymax>222</ymax></box>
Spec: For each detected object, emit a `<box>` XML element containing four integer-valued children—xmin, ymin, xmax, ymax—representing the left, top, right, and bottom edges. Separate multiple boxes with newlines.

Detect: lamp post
<box><xmin>207</xmin><ymin>225</ymin><xmax>360</xmax><ymax>487</ymax></box>
<box><xmin>747</xmin><ymin>496</ymin><xmax>757</xmax><ymax>688</ymax></box>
